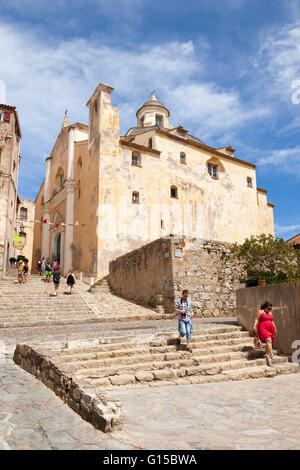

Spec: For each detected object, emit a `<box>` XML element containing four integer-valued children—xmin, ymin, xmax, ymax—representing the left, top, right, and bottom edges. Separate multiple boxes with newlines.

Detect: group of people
<box><xmin>17</xmin><ymin>260</ymin><xmax>29</xmax><ymax>284</ymax></box>
<box><xmin>37</xmin><ymin>257</ymin><xmax>76</xmax><ymax>296</ymax></box>
<box><xmin>175</xmin><ymin>290</ymin><xmax>277</xmax><ymax>366</ymax></box>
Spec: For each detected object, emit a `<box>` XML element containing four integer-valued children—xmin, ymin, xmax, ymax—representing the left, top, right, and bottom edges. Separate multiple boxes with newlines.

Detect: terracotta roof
<box><xmin>286</xmin><ymin>233</ymin><xmax>300</xmax><ymax>245</ymax></box>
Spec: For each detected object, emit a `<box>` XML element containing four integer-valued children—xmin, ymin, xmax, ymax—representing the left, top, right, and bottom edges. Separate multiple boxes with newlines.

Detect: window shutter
<box><xmin>4</xmin><ymin>111</ymin><xmax>11</xmax><ymax>123</ymax></box>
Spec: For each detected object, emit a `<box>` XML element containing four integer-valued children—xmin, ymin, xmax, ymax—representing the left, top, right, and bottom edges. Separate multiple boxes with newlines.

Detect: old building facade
<box><xmin>0</xmin><ymin>104</ymin><xmax>22</xmax><ymax>273</ymax></box>
<box><xmin>33</xmin><ymin>83</ymin><xmax>274</xmax><ymax>278</ymax></box>
<box><xmin>15</xmin><ymin>198</ymin><xmax>35</xmax><ymax>269</ymax></box>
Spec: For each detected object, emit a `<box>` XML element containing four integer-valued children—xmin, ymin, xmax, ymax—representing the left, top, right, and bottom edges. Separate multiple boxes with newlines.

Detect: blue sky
<box><xmin>0</xmin><ymin>0</ymin><xmax>299</xmax><ymax>239</ymax></box>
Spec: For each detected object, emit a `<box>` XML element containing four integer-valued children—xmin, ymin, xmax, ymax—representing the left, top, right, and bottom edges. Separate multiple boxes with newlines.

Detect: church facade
<box><xmin>32</xmin><ymin>83</ymin><xmax>274</xmax><ymax>278</ymax></box>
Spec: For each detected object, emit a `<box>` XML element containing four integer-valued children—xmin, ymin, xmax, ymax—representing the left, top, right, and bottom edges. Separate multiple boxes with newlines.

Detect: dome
<box><xmin>136</xmin><ymin>92</ymin><xmax>170</xmax><ymax>118</ymax></box>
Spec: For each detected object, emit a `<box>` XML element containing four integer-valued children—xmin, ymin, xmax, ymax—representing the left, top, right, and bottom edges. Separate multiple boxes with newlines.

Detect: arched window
<box><xmin>247</xmin><ymin>177</ymin><xmax>253</xmax><ymax>188</ymax></box>
<box><xmin>132</xmin><ymin>152</ymin><xmax>141</xmax><ymax>167</ymax></box>
<box><xmin>55</xmin><ymin>168</ymin><xmax>64</xmax><ymax>189</ymax></box>
<box><xmin>132</xmin><ymin>191</ymin><xmax>140</xmax><ymax>204</ymax></box>
<box><xmin>156</xmin><ymin>115</ymin><xmax>163</xmax><ymax>127</ymax></box>
<box><xmin>170</xmin><ymin>186</ymin><xmax>178</xmax><ymax>199</ymax></box>
<box><xmin>180</xmin><ymin>152</ymin><xmax>186</xmax><ymax>164</ymax></box>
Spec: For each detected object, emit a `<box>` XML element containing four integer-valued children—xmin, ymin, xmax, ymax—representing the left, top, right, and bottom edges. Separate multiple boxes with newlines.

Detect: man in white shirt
<box><xmin>175</xmin><ymin>289</ymin><xmax>193</xmax><ymax>352</ymax></box>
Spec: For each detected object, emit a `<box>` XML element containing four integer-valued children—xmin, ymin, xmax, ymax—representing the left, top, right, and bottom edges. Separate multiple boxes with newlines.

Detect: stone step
<box><xmin>53</xmin><ymin>327</ymin><xmax>246</xmax><ymax>357</ymax></box>
<box><xmin>89</xmin><ymin>361</ymin><xmax>300</xmax><ymax>390</ymax></box>
<box><xmin>0</xmin><ymin>312</ymin><xmax>176</xmax><ymax>328</ymax></box>
<box><xmin>76</xmin><ymin>355</ymin><xmax>287</xmax><ymax>380</ymax></box>
<box><xmin>56</xmin><ymin>340</ymin><xmax>255</xmax><ymax>364</ymax></box>
<box><xmin>81</xmin><ymin>357</ymin><xmax>292</xmax><ymax>387</ymax></box>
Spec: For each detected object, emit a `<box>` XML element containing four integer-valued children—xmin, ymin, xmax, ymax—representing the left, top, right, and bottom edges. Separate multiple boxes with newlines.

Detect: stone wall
<box><xmin>108</xmin><ymin>236</ymin><xmax>245</xmax><ymax>316</ymax></box>
<box><xmin>13</xmin><ymin>343</ymin><xmax>123</xmax><ymax>432</ymax></box>
<box><xmin>109</xmin><ymin>237</ymin><xmax>174</xmax><ymax>313</ymax></box>
<box><xmin>236</xmin><ymin>281</ymin><xmax>300</xmax><ymax>355</ymax></box>
<box><xmin>172</xmin><ymin>238</ymin><xmax>245</xmax><ymax>317</ymax></box>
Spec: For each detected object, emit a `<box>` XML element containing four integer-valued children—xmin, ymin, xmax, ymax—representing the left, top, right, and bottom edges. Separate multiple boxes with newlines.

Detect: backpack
<box><xmin>53</xmin><ymin>271</ymin><xmax>61</xmax><ymax>283</ymax></box>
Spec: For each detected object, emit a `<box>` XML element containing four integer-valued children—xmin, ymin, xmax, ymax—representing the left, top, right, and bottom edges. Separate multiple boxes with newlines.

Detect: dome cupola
<box><xmin>136</xmin><ymin>92</ymin><xmax>170</xmax><ymax>128</ymax></box>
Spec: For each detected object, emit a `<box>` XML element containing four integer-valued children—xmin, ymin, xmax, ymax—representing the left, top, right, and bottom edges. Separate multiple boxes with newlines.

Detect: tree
<box><xmin>231</xmin><ymin>234</ymin><xmax>299</xmax><ymax>283</ymax></box>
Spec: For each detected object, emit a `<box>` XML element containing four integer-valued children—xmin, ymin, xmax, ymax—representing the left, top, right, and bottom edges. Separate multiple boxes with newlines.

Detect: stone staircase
<box><xmin>50</xmin><ymin>325</ymin><xmax>300</xmax><ymax>392</ymax></box>
<box><xmin>0</xmin><ymin>276</ymin><xmax>174</xmax><ymax>329</ymax></box>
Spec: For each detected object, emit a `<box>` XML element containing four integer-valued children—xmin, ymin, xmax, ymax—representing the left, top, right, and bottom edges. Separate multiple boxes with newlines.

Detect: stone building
<box><xmin>15</xmin><ymin>198</ymin><xmax>35</xmax><ymax>270</ymax></box>
<box><xmin>33</xmin><ymin>83</ymin><xmax>274</xmax><ymax>278</ymax></box>
<box><xmin>0</xmin><ymin>103</ymin><xmax>22</xmax><ymax>273</ymax></box>
<box><xmin>286</xmin><ymin>233</ymin><xmax>300</xmax><ymax>250</ymax></box>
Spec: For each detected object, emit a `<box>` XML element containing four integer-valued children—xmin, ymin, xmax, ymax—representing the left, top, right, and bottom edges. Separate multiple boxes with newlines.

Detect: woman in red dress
<box><xmin>253</xmin><ymin>301</ymin><xmax>278</xmax><ymax>366</ymax></box>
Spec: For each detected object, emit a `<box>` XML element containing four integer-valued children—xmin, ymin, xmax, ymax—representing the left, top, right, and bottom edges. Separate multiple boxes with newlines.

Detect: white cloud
<box><xmin>257</xmin><ymin>21</ymin><xmax>300</xmax><ymax>101</ymax></box>
<box><xmin>164</xmin><ymin>82</ymin><xmax>269</xmax><ymax>143</ymax></box>
<box><xmin>275</xmin><ymin>224</ymin><xmax>300</xmax><ymax>237</ymax></box>
<box><xmin>257</xmin><ymin>146</ymin><xmax>300</xmax><ymax>178</ymax></box>
<box><xmin>0</xmin><ymin>21</ymin><xmax>268</xmax><ymax>198</ymax></box>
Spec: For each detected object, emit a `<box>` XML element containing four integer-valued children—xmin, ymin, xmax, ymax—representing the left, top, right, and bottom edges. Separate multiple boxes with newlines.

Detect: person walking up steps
<box><xmin>66</xmin><ymin>270</ymin><xmax>75</xmax><ymax>294</ymax></box>
<box><xmin>41</xmin><ymin>257</ymin><xmax>46</xmax><ymax>275</ymax></box>
<box><xmin>45</xmin><ymin>260</ymin><xmax>52</xmax><ymax>283</ymax></box>
<box><xmin>17</xmin><ymin>261</ymin><xmax>24</xmax><ymax>284</ymax></box>
<box><xmin>175</xmin><ymin>289</ymin><xmax>194</xmax><ymax>352</ymax></box>
<box><xmin>253</xmin><ymin>301</ymin><xmax>277</xmax><ymax>366</ymax></box>
<box><xmin>52</xmin><ymin>266</ymin><xmax>61</xmax><ymax>296</ymax></box>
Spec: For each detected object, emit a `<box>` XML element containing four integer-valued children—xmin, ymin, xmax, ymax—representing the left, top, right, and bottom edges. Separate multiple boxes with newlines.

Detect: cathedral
<box><xmin>33</xmin><ymin>83</ymin><xmax>274</xmax><ymax>278</ymax></box>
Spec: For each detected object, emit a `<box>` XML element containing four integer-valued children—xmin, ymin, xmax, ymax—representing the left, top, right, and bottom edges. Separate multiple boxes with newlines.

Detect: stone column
<box><xmin>41</xmin><ymin>156</ymin><xmax>52</xmax><ymax>259</ymax></box>
<box><xmin>67</xmin><ymin>127</ymin><xmax>75</xmax><ymax>179</ymax></box>
<box><xmin>63</xmin><ymin>127</ymin><xmax>76</xmax><ymax>273</ymax></box>
<box><xmin>64</xmin><ymin>180</ymin><xmax>75</xmax><ymax>273</ymax></box>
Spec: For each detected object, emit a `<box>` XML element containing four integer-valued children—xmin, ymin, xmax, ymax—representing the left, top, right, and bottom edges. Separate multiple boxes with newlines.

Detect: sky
<box><xmin>0</xmin><ymin>0</ymin><xmax>299</xmax><ymax>239</ymax></box>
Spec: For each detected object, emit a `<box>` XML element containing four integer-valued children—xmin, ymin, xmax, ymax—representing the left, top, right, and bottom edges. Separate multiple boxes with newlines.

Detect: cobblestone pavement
<box><xmin>107</xmin><ymin>374</ymin><xmax>300</xmax><ymax>450</ymax></box>
<box><xmin>1</xmin><ymin>351</ymin><xmax>300</xmax><ymax>449</ymax></box>
<box><xmin>0</xmin><ymin>316</ymin><xmax>237</xmax><ymax>352</ymax></box>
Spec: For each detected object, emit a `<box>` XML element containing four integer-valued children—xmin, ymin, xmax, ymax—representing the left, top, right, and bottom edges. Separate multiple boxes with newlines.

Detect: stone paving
<box><xmin>1</xmin><ymin>276</ymin><xmax>300</xmax><ymax>450</ymax></box>
<box><xmin>1</xmin><ymin>352</ymin><xmax>300</xmax><ymax>449</ymax></box>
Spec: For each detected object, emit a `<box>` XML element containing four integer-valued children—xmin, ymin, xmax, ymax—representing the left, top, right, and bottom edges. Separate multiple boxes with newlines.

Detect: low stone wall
<box><xmin>236</xmin><ymin>281</ymin><xmax>300</xmax><ymax>355</ymax></box>
<box><xmin>109</xmin><ymin>237</ymin><xmax>174</xmax><ymax>313</ymax></box>
<box><xmin>13</xmin><ymin>343</ymin><xmax>123</xmax><ymax>433</ymax></box>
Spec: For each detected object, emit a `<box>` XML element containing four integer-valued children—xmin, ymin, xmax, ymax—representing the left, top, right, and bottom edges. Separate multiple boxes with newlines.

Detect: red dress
<box><xmin>257</xmin><ymin>310</ymin><xmax>275</xmax><ymax>343</ymax></box>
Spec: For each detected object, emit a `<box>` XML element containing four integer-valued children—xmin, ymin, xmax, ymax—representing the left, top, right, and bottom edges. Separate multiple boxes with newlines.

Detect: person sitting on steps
<box><xmin>175</xmin><ymin>289</ymin><xmax>194</xmax><ymax>352</ymax></box>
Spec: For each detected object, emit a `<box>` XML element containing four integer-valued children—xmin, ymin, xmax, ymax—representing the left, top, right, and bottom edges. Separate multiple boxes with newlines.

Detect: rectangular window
<box><xmin>132</xmin><ymin>192</ymin><xmax>139</xmax><ymax>204</ymax></box>
<box><xmin>208</xmin><ymin>163</ymin><xmax>218</xmax><ymax>178</ymax></box>
<box><xmin>4</xmin><ymin>111</ymin><xmax>11</xmax><ymax>123</ymax></box>
<box><xmin>148</xmin><ymin>138</ymin><xmax>153</xmax><ymax>148</ymax></box>
<box><xmin>20</xmin><ymin>207</ymin><xmax>28</xmax><ymax>221</ymax></box>
<box><xmin>0</xmin><ymin>113</ymin><xmax>3</xmax><ymax>121</ymax></box>
<box><xmin>132</xmin><ymin>154</ymin><xmax>139</xmax><ymax>166</ymax></box>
